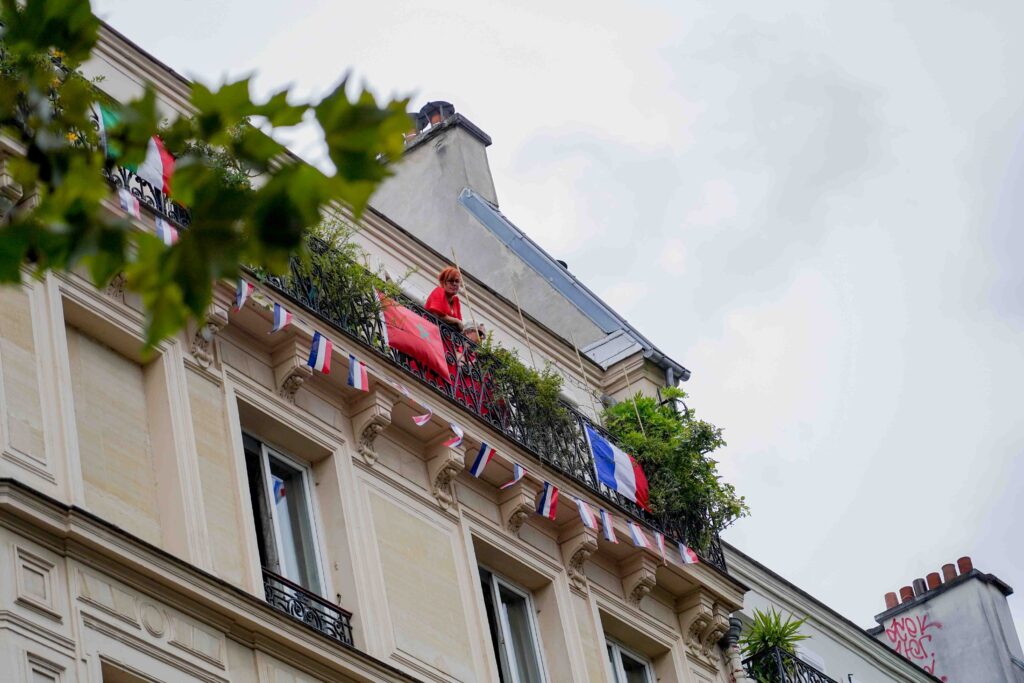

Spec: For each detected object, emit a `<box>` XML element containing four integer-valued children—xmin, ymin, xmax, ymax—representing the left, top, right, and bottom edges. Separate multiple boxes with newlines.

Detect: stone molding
<box><xmin>677</xmin><ymin>589</ymin><xmax>730</xmax><ymax>665</ymax></box>
<box><xmin>620</xmin><ymin>553</ymin><xmax>659</xmax><ymax>607</ymax></box>
<box><xmin>272</xmin><ymin>339</ymin><xmax>313</xmax><ymax>403</ymax></box>
<box><xmin>188</xmin><ymin>303</ymin><xmax>229</xmax><ymax>370</ymax></box>
<box><xmin>558</xmin><ymin>524</ymin><xmax>599</xmax><ymax>594</ymax></box>
<box><xmin>350</xmin><ymin>387</ymin><xmax>398</xmax><ymax>466</ymax></box>
<box><xmin>498</xmin><ymin>477</ymin><xmax>543</xmax><ymax>535</ymax></box>
<box><xmin>426</xmin><ymin>440</ymin><xmax>466</xmax><ymax>510</ymax></box>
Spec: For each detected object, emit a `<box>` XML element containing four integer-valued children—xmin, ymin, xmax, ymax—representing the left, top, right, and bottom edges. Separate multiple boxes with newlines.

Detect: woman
<box><xmin>424</xmin><ymin>266</ymin><xmax>464</xmax><ymax>330</ymax></box>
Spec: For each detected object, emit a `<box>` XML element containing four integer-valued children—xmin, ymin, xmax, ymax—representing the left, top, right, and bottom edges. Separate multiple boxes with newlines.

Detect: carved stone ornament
<box><xmin>272</xmin><ymin>339</ymin><xmax>313</xmax><ymax>403</ymax></box>
<box><xmin>426</xmin><ymin>441</ymin><xmax>465</xmax><ymax>510</ymax></box>
<box><xmin>190</xmin><ymin>303</ymin><xmax>229</xmax><ymax>369</ymax></box>
<box><xmin>499</xmin><ymin>477</ymin><xmax>542</xmax><ymax>536</ymax></box>
<box><xmin>105</xmin><ymin>272</ymin><xmax>127</xmax><ymax>302</ymax></box>
<box><xmin>559</xmin><ymin>527</ymin><xmax>598</xmax><ymax>594</ymax></box>
<box><xmin>350</xmin><ymin>388</ymin><xmax>397</xmax><ymax>467</ymax></box>
<box><xmin>620</xmin><ymin>554</ymin><xmax>659</xmax><ymax>607</ymax></box>
<box><xmin>677</xmin><ymin>590</ymin><xmax>730</xmax><ymax>663</ymax></box>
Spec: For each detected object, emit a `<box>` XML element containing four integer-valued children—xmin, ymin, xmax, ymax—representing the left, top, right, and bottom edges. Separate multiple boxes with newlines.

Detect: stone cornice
<box><xmin>0</xmin><ymin>478</ymin><xmax>420</xmax><ymax>683</ymax></box>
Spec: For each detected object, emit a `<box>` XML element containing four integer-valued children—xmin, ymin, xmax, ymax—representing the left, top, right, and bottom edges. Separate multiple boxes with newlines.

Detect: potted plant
<box><xmin>739</xmin><ymin>608</ymin><xmax>810</xmax><ymax>682</ymax></box>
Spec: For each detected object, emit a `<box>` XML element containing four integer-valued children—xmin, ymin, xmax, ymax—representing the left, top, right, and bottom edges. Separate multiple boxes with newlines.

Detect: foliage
<box><xmin>740</xmin><ymin>608</ymin><xmax>810</xmax><ymax>683</ymax></box>
<box><xmin>602</xmin><ymin>387</ymin><xmax>748</xmax><ymax>544</ymax></box>
<box><xmin>0</xmin><ymin>0</ymin><xmax>411</xmax><ymax>349</ymax></box>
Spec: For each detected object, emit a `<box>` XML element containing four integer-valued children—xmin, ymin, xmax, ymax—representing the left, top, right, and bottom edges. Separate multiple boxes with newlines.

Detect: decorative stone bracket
<box><xmin>189</xmin><ymin>303</ymin><xmax>229</xmax><ymax>369</ymax></box>
<box><xmin>498</xmin><ymin>477</ymin><xmax>543</xmax><ymax>536</ymax></box>
<box><xmin>272</xmin><ymin>340</ymin><xmax>313</xmax><ymax>403</ymax></box>
<box><xmin>350</xmin><ymin>387</ymin><xmax>397</xmax><ymax>466</ymax></box>
<box><xmin>426</xmin><ymin>440</ymin><xmax>466</xmax><ymax>510</ymax></box>
<box><xmin>559</xmin><ymin>524</ymin><xmax>599</xmax><ymax>594</ymax></box>
<box><xmin>677</xmin><ymin>589</ymin><xmax>730</xmax><ymax>664</ymax></box>
<box><xmin>620</xmin><ymin>553</ymin><xmax>659</xmax><ymax>606</ymax></box>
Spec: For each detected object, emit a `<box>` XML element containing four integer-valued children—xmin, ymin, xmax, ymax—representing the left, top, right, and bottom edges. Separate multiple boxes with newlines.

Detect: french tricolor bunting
<box><xmin>584</xmin><ymin>424</ymin><xmax>650</xmax><ymax>511</ymax></box>
<box><xmin>443</xmin><ymin>422</ymin><xmax>464</xmax><ymax>448</ymax></box>
<box><xmin>469</xmin><ymin>442</ymin><xmax>496</xmax><ymax>477</ymax></box>
<box><xmin>654</xmin><ymin>531</ymin><xmax>668</xmax><ymax>564</ymax></box>
<box><xmin>118</xmin><ymin>188</ymin><xmax>141</xmax><ymax>218</ymax></box>
<box><xmin>412</xmin><ymin>406</ymin><xmax>433</xmax><ymax>426</ymax></box>
<box><xmin>234</xmin><ymin>279</ymin><xmax>254</xmax><ymax>312</ymax></box>
<box><xmin>499</xmin><ymin>463</ymin><xmax>526</xmax><ymax>490</ymax></box>
<box><xmin>307</xmin><ymin>332</ymin><xmax>332</xmax><ymax>374</ymax></box>
<box><xmin>627</xmin><ymin>521</ymin><xmax>651</xmax><ymax>549</ymax></box>
<box><xmin>270</xmin><ymin>303</ymin><xmax>292</xmax><ymax>333</ymax></box>
<box><xmin>573</xmin><ymin>497</ymin><xmax>598</xmax><ymax>530</ymax></box>
<box><xmin>599</xmin><ymin>509</ymin><xmax>618</xmax><ymax>544</ymax></box>
<box><xmin>536</xmin><ymin>482</ymin><xmax>559</xmax><ymax>520</ymax></box>
<box><xmin>347</xmin><ymin>354</ymin><xmax>369</xmax><ymax>391</ymax></box>
<box><xmin>155</xmin><ymin>217</ymin><xmax>178</xmax><ymax>245</ymax></box>
<box><xmin>679</xmin><ymin>543</ymin><xmax>700</xmax><ymax>565</ymax></box>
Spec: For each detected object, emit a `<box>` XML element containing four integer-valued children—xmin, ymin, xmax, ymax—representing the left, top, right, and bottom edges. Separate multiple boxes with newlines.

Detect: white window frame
<box><xmin>480</xmin><ymin>567</ymin><xmax>548</xmax><ymax>683</ymax></box>
<box><xmin>247</xmin><ymin>433</ymin><xmax>328</xmax><ymax>597</ymax></box>
<box><xmin>606</xmin><ymin>637</ymin><xmax>654</xmax><ymax>683</ymax></box>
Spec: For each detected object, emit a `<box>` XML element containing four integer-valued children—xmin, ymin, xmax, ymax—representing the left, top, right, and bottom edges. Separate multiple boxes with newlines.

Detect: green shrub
<box><xmin>739</xmin><ymin>608</ymin><xmax>810</xmax><ymax>682</ymax></box>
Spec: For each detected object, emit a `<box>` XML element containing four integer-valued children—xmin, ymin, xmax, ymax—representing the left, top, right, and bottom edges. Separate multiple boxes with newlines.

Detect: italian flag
<box><xmin>92</xmin><ymin>102</ymin><xmax>176</xmax><ymax>195</ymax></box>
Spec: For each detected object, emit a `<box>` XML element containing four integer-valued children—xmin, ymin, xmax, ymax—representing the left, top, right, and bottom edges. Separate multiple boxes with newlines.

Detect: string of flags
<box><xmin>155</xmin><ymin>216</ymin><xmax>178</xmax><ymax>245</ymax></box>
<box><xmin>118</xmin><ymin>188</ymin><xmax>141</xmax><ymax>218</ymax></box>
<box><xmin>223</xmin><ymin>275</ymin><xmax>700</xmax><ymax>569</ymax></box>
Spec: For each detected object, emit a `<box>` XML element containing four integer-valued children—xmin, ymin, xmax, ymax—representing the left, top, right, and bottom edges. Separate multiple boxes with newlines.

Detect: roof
<box><xmin>457</xmin><ymin>187</ymin><xmax>691</xmax><ymax>380</ymax></box>
<box><xmin>868</xmin><ymin>568</ymin><xmax>1014</xmax><ymax>628</ymax></box>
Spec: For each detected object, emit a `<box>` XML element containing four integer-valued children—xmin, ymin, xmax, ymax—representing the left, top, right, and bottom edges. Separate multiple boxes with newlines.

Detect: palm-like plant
<box><xmin>739</xmin><ymin>608</ymin><xmax>810</xmax><ymax>682</ymax></box>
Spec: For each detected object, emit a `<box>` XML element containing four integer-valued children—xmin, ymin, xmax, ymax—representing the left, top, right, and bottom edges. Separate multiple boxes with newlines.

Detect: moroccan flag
<box><xmin>379</xmin><ymin>297</ymin><xmax>449</xmax><ymax>380</ymax></box>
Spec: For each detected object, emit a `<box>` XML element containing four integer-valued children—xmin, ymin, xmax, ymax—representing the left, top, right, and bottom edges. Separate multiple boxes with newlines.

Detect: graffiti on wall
<box><xmin>885</xmin><ymin>613</ymin><xmax>947</xmax><ymax>681</ymax></box>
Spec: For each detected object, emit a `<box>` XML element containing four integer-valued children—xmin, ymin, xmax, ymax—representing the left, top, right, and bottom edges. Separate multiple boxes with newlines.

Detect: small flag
<box><xmin>347</xmin><ymin>354</ymin><xmax>369</xmax><ymax>391</ymax></box>
<box><xmin>118</xmin><ymin>188</ymin><xmax>140</xmax><ymax>218</ymax></box>
<box><xmin>574</xmin><ymin>497</ymin><xmax>598</xmax><ymax>530</ymax></box>
<box><xmin>412</xmin><ymin>406</ymin><xmax>433</xmax><ymax>426</ymax></box>
<box><xmin>679</xmin><ymin>543</ymin><xmax>700</xmax><ymax>565</ymax></box>
<box><xmin>272</xmin><ymin>475</ymin><xmax>286</xmax><ymax>502</ymax></box>
<box><xmin>599</xmin><ymin>509</ymin><xmax>618</xmax><ymax>544</ymax></box>
<box><xmin>234</xmin><ymin>279</ymin><xmax>254</xmax><ymax>312</ymax></box>
<box><xmin>499</xmin><ymin>463</ymin><xmax>526</xmax><ymax>490</ymax></box>
<box><xmin>536</xmin><ymin>482</ymin><xmax>559</xmax><ymax>520</ymax></box>
<box><xmin>627</xmin><ymin>521</ymin><xmax>651</xmax><ymax>549</ymax></box>
<box><xmin>469</xmin><ymin>442</ymin><xmax>496</xmax><ymax>477</ymax></box>
<box><xmin>392</xmin><ymin>381</ymin><xmax>411</xmax><ymax>398</ymax></box>
<box><xmin>270</xmin><ymin>303</ymin><xmax>292</xmax><ymax>333</ymax></box>
<box><xmin>155</xmin><ymin>216</ymin><xmax>178</xmax><ymax>246</ymax></box>
<box><xmin>443</xmin><ymin>422</ymin><xmax>464</xmax><ymax>448</ymax></box>
<box><xmin>307</xmin><ymin>332</ymin><xmax>332</xmax><ymax>374</ymax></box>
<box><xmin>654</xmin><ymin>531</ymin><xmax>668</xmax><ymax>564</ymax></box>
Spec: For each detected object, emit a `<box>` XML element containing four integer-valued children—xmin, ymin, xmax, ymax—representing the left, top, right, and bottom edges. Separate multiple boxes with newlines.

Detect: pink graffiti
<box><xmin>886</xmin><ymin>614</ymin><xmax>947</xmax><ymax>681</ymax></box>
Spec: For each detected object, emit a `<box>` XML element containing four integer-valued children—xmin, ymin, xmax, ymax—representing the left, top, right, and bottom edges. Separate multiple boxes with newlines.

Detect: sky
<box><xmin>93</xmin><ymin>0</ymin><xmax>1024</xmax><ymax>640</ymax></box>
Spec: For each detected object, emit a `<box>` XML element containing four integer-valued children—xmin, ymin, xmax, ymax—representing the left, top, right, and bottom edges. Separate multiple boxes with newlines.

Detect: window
<box><xmin>607</xmin><ymin>639</ymin><xmax>654</xmax><ymax>683</ymax></box>
<box><xmin>243</xmin><ymin>433</ymin><xmax>324</xmax><ymax>594</ymax></box>
<box><xmin>478</xmin><ymin>567</ymin><xmax>546</xmax><ymax>683</ymax></box>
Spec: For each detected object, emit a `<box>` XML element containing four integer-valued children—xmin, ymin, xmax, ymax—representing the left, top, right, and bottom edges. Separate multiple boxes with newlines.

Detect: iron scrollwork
<box><xmin>262</xmin><ymin>569</ymin><xmax>354</xmax><ymax>647</ymax></box>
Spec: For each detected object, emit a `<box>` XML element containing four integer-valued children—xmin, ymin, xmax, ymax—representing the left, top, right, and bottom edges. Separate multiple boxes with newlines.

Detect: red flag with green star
<box><xmin>380</xmin><ymin>298</ymin><xmax>450</xmax><ymax>381</ymax></box>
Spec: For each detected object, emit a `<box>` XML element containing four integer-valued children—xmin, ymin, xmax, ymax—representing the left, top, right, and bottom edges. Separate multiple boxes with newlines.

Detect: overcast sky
<box><xmin>94</xmin><ymin>0</ymin><xmax>1024</xmax><ymax>637</ymax></box>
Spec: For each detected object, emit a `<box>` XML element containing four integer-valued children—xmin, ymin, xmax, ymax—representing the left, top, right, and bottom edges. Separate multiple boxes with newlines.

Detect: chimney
<box><xmin>899</xmin><ymin>586</ymin><xmax>915</xmax><ymax>603</ymax></box>
<box><xmin>926</xmin><ymin>572</ymin><xmax>942</xmax><ymax>590</ymax></box>
<box><xmin>912</xmin><ymin>578</ymin><xmax>928</xmax><ymax>597</ymax></box>
<box><xmin>957</xmin><ymin>556</ymin><xmax>973</xmax><ymax>574</ymax></box>
<box><xmin>884</xmin><ymin>592</ymin><xmax>899</xmax><ymax>610</ymax></box>
<box><xmin>942</xmin><ymin>563</ymin><xmax>958</xmax><ymax>582</ymax></box>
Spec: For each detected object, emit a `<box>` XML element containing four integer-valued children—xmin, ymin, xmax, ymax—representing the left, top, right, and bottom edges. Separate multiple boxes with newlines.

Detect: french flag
<box><xmin>155</xmin><ymin>216</ymin><xmax>178</xmax><ymax>245</ymax></box>
<box><xmin>627</xmin><ymin>521</ymin><xmax>651</xmax><ymax>549</ymax></box>
<box><xmin>307</xmin><ymin>332</ymin><xmax>332</xmax><ymax>374</ymax></box>
<box><xmin>679</xmin><ymin>543</ymin><xmax>700</xmax><ymax>565</ymax></box>
<box><xmin>443</xmin><ymin>422</ymin><xmax>464</xmax><ymax>448</ymax></box>
<box><xmin>584</xmin><ymin>424</ymin><xmax>650</xmax><ymax>511</ymax></box>
<box><xmin>347</xmin><ymin>354</ymin><xmax>369</xmax><ymax>391</ymax></box>
<box><xmin>574</xmin><ymin>497</ymin><xmax>598</xmax><ymax>530</ymax></box>
<box><xmin>412</xmin><ymin>407</ymin><xmax>433</xmax><ymax>426</ymax></box>
<box><xmin>269</xmin><ymin>303</ymin><xmax>292</xmax><ymax>333</ymax></box>
<box><xmin>599</xmin><ymin>509</ymin><xmax>618</xmax><ymax>544</ymax></box>
<box><xmin>499</xmin><ymin>463</ymin><xmax>526</xmax><ymax>490</ymax></box>
<box><xmin>536</xmin><ymin>482</ymin><xmax>559</xmax><ymax>520</ymax></box>
<box><xmin>469</xmin><ymin>442</ymin><xmax>496</xmax><ymax>477</ymax></box>
<box><xmin>654</xmin><ymin>531</ymin><xmax>668</xmax><ymax>564</ymax></box>
<box><xmin>234</xmin><ymin>279</ymin><xmax>254</xmax><ymax>312</ymax></box>
<box><xmin>118</xmin><ymin>188</ymin><xmax>140</xmax><ymax>218</ymax></box>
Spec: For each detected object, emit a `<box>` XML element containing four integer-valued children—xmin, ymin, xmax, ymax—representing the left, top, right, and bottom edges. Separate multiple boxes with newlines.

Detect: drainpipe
<box><xmin>723</xmin><ymin>617</ymin><xmax>750</xmax><ymax>682</ymax></box>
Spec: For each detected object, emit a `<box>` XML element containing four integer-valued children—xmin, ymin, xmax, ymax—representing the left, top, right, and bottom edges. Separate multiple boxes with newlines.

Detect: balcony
<box><xmin>742</xmin><ymin>647</ymin><xmax>838</xmax><ymax>683</ymax></box>
<box><xmin>259</xmin><ymin>236</ymin><xmax>728</xmax><ymax>572</ymax></box>
<box><xmin>262</xmin><ymin>569</ymin><xmax>354</xmax><ymax>647</ymax></box>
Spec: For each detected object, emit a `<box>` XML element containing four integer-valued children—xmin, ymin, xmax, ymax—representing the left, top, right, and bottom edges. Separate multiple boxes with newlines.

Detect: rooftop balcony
<box><xmin>742</xmin><ymin>647</ymin><xmax>838</xmax><ymax>683</ymax></box>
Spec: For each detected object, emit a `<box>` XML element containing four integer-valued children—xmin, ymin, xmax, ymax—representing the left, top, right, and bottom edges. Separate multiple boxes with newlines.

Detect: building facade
<box><xmin>0</xmin><ymin>22</ymin><xmax>748</xmax><ymax>683</ymax></box>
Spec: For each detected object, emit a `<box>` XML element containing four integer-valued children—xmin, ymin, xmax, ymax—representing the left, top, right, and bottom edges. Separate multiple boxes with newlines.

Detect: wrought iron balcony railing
<box><xmin>742</xmin><ymin>647</ymin><xmax>838</xmax><ymax>683</ymax></box>
<box><xmin>262</xmin><ymin>569</ymin><xmax>354</xmax><ymax>647</ymax></box>
<box><xmin>259</xmin><ymin>237</ymin><xmax>727</xmax><ymax>572</ymax></box>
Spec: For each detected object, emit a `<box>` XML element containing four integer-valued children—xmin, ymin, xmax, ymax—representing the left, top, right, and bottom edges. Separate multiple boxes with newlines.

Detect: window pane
<box><xmin>607</xmin><ymin>645</ymin><xmax>622</xmax><ymax>683</ymax></box>
<box><xmin>499</xmin><ymin>584</ymin><xmax>543</xmax><ymax>683</ymax></box>
<box><xmin>619</xmin><ymin>651</ymin><xmax>650</xmax><ymax>683</ymax></box>
<box><xmin>243</xmin><ymin>438</ymin><xmax>276</xmax><ymax>573</ymax></box>
<box><xmin>268</xmin><ymin>456</ymin><xmax>321</xmax><ymax>593</ymax></box>
<box><xmin>479</xmin><ymin>570</ymin><xmax>511</xmax><ymax>683</ymax></box>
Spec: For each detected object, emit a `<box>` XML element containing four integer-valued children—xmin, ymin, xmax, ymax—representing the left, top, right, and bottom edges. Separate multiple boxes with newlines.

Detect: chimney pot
<box><xmin>942</xmin><ymin>563</ymin><xmax>958</xmax><ymax>582</ymax></box>
<box><xmin>957</xmin><ymin>556</ymin><xmax>973</xmax><ymax>574</ymax></box>
<box><xmin>913</xmin><ymin>578</ymin><xmax>928</xmax><ymax>597</ymax></box>
<box><xmin>926</xmin><ymin>572</ymin><xmax>942</xmax><ymax>590</ymax></box>
<box><xmin>884</xmin><ymin>592</ymin><xmax>899</xmax><ymax>610</ymax></box>
<box><xmin>899</xmin><ymin>585</ymin><xmax>915</xmax><ymax>603</ymax></box>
